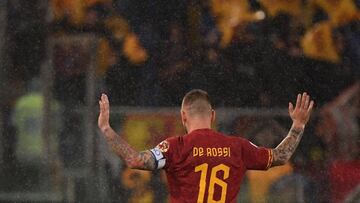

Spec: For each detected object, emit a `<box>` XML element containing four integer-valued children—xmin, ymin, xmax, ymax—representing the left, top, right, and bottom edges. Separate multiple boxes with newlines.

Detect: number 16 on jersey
<box><xmin>195</xmin><ymin>163</ymin><xmax>230</xmax><ymax>203</ymax></box>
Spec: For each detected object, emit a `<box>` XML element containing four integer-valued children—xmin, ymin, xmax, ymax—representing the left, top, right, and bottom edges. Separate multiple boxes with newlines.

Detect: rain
<box><xmin>0</xmin><ymin>0</ymin><xmax>359</xmax><ymax>202</ymax></box>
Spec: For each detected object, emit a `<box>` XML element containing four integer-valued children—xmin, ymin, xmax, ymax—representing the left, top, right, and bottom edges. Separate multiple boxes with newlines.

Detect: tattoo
<box><xmin>137</xmin><ymin>151</ymin><xmax>156</xmax><ymax>170</ymax></box>
<box><xmin>289</xmin><ymin>128</ymin><xmax>303</xmax><ymax>138</ymax></box>
<box><xmin>271</xmin><ymin>126</ymin><xmax>304</xmax><ymax>167</ymax></box>
<box><xmin>103</xmin><ymin>128</ymin><xmax>156</xmax><ymax>171</ymax></box>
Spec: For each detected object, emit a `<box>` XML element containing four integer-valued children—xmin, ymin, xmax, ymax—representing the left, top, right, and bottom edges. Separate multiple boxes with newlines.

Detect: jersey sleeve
<box><xmin>150</xmin><ymin>136</ymin><xmax>179</xmax><ymax>170</ymax></box>
<box><xmin>239</xmin><ymin>138</ymin><xmax>273</xmax><ymax>170</ymax></box>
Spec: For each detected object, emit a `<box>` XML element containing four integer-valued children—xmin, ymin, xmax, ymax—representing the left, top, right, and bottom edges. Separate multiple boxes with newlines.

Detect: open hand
<box><xmin>98</xmin><ymin>93</ymin><xmax>111</xmax><ymax>131</ymax></box>
<box><xmin>289</xmin><ymin>92</ymin><xmax>314</xmax><ymax>128</ymax></box>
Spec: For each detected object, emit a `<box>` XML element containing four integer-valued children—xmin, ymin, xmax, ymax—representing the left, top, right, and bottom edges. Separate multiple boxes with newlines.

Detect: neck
<box><xmin>186</xmin><ymin>117</ymin><xmax>212</xmax><ymax>134</ymax></box>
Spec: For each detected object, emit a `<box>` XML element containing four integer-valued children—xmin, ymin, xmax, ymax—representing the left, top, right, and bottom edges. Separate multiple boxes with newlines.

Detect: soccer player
<box><xmin>98</xmin><ymin>89</ymin><xmax>314</xmax><ymax>203</ymax></box>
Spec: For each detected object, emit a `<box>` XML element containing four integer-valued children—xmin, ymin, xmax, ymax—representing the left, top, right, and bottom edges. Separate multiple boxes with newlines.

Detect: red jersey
<box><xmin>152</xmin><ymin>128</ymin><xmax>273</xmax><ymax>203</ymax></box>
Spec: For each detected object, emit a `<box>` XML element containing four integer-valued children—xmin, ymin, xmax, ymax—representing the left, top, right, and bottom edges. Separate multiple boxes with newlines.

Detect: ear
<box><xmin>211</xmin><ymin>109</ymin><xmax>216</xmax><ymax>124</ymax></box>
<box><xmin>181</xmin><ymin>110</ymin><xmax>187</xmax><ymax>123</ymax></box>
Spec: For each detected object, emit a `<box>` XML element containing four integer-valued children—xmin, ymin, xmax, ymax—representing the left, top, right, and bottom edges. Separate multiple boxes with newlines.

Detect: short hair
<box><xmin>182</xmin><ymin>89</ymin><xmax>213</xmax><ymax>116</ymax></box>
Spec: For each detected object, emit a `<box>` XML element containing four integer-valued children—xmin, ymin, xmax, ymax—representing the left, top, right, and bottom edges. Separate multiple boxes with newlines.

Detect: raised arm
<box><xmin>271</xmin><ymin>92</ymin><xmax>314</xmax><ymax>167</ymax></box>
<box><xmin>98</xmin><ymin>94</ymin><xmax>156</xmax><ymax>170</ymax></box>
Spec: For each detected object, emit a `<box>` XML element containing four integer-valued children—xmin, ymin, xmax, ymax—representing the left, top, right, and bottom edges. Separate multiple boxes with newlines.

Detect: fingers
<box><xmin>300</xmin><ymin>92</ymin><xmax>307</xmax><ymax>109</ymax></box>
<box><xmin>99</xmin><ymin>93</ymin><xmax>110</xmax><ymax>112</ymax></box>
<box><xmin>101</xmin><ymin>93</ymin><xmax>108</xmax><ymax>102</ymax></box>
<box><xmin>295</xmin><ymin>94</ymin><xmax>301</xmax><ymax>108</ymax></box>
<box><xmin>307</xmin><ymin>100</ymin><xmax>314</xmax><ymax>113</ymax></box>
<box><xmin>295</xmin><ymin>92</ymin><xmax>314</xmax><ymax>111</ymax></box>
<box><xmin>289</xmin><ymin>102</ymin><xmax>294</xmax><ymax>113</ymax></box>
<box><xmin>99</xmin><ymin>100</ymin><xmax>103</xmax><ymax>112</ymax></box>
<box><xmin>304</xmin><ymin>94</ymin><xmax>309</xmax><ymax>109</ymax></box>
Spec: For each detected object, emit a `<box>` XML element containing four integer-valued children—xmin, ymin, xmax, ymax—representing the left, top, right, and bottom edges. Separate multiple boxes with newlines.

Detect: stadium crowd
<box><xmin>48</xmin><ymin>0</ymin><xmax>360</xmax><ymax>107</ymax></box>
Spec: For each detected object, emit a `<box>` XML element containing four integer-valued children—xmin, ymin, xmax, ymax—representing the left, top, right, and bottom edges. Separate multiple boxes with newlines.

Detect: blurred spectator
<box><xmin>210</xmin><ymin>0</ymin><xmax>264</xmax><ymax>47</ymax></box>
<box><xmin>316</xmin><ymin>82</ymin><xmax>359</xmax><ymax>160</ymax></box>
<box><xmin>11</xmin><ymin>78</ymin><xmax>60</xmax><ymax>191</ymax></box>
<box><xmin>329</xmin><ymin>160</ymin><xmax>360</xmax><ymax>203</ymax></box>
<box><xmin>301</xmin><ymin>21</ymin><xmax>341</xmax><ymax>63</ymax></box>
<box><xmin>13</xmin><ymin>78</ymin><xmax>60</xmax><ymax>162</ymax></box>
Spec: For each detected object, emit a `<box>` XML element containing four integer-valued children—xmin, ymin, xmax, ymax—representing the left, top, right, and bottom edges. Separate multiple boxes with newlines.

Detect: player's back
<box><xmin>161</xmin><ymin>128</ymin><xmax>272</xmax><ymax>203</ymax></box>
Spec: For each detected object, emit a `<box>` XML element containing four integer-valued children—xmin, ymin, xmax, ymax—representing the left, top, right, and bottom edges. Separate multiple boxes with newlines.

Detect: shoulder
<box><xmin>166</xmin><ymin>135</ymin><xmax>183</xmax><ymax>145</ymax></box>
<box><xmin>157</xmin><ymin>136</ymin><xmax>182</xmax><ymax>153</ymax></box>
<box><xmin>209</xmin><ymin>131</ymin><xmax>250</xmax><ymax>146</ymax></box>
<box><xmin>225</xmin><ymin>134</ymin><xmax>252</xmax><ymax>146</ymax></box>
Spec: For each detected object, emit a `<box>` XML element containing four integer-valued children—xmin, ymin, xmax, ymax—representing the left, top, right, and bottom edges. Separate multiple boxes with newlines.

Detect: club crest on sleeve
<box><xmin>157</xmin><ymin>140</ymin><xmax>169</xmax><ymax>153</ymax></box>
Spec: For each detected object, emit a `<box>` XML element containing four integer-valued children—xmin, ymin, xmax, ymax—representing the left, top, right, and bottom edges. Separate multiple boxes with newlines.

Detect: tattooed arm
<box><xmin>271</xmin><ymin>124</ymin><xmax>304</xmax><ymax>166</ymax></box>
<box><xmin>271</xmin><ymin>92</ymin><xmax>314</xmax><ymax>167</ymax></box>
<box><xmin>100</xmin><ymin>127</ymin><xmax>156</xmax><ymax>170</ymax></box>
<box><xmin>98</xmin><ymin>94</ymin><xmax>156</xmax><ymax>171</ymax></box>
